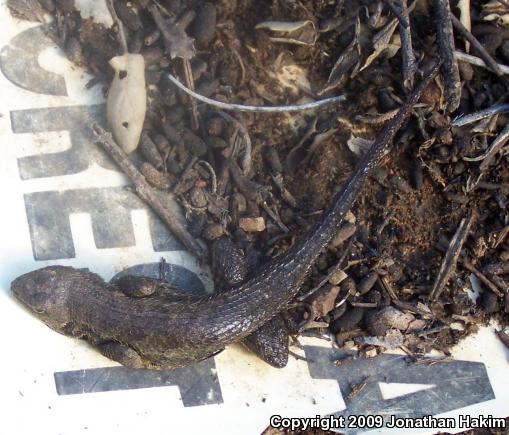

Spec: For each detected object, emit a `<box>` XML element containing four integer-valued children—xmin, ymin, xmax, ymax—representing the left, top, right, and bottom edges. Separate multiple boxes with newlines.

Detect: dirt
<box><xmin>9</xmin><ymin>0</ymin><xmax>509</xmax><ymax>361</ymax></box>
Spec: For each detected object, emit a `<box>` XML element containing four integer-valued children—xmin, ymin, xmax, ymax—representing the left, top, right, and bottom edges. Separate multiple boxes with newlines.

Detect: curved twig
<box><xmin>167</xmin><ymin>73</ymin><xmax>346</xmax><ymax>113</ymax></box>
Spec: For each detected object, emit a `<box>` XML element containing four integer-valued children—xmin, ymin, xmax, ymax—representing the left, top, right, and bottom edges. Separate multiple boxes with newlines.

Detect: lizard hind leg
<box><xmin>241</xmin><ymin>315</ymin><xmax>289</xmax><ymax>368</ymax></box>
<box><xmin>97</xmin><ymin>341</ymin><xmax>147</xmax><ymax>369</ymax></box>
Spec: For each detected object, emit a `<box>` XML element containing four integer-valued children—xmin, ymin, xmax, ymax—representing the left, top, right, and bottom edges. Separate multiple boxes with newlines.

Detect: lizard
<box><xmin>11</xmin><ymin>63</ymin><xmax>439</xmax><ymax>370</ymax></box>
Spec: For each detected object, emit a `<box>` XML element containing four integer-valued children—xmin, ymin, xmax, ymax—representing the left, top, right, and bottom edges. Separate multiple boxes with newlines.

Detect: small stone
<box><xmin>202</xmin><ymin>223</ymin><xmax>225</xmax><ymax>240</ymax></box>
<box><xmin>389</xmin><ymin>175</ymin><xmax>412</xmax><ymax>193</ymax></box>
<box><xmin>365</xmin><ymin>306</ymin><xmax>415</xmax><ymax>336</ymax></box>
<box><xmin>140</xmin><ymin>163</ymin><xmax>172</xmax><ymax>189</ymax></box>
<box><xmin>453</xmin><ymin>161</ymin><xmax>466</xmax><ymax>175</ymax></box>
<box><xmin>181</xmin><ymin>128</ymin><xmax>208</xmax><ymax>157</ymax></box>
<box><xmin>480</xmin><ymin>291</ymin><xmax>499</xmax><ymax>314</ymax></box>
<box><xmin>343</xmin><ymin>340</ymin><xmax>356</xmax><ymax>351</ymax></box>
<box><xmin>450</xmin><ymin>322</ymin><xmax>465</xmax><ymax>331</ymax></box>
<box><xmin>239</xmin><ymin>217</ymin><xmax>266</xmax><ymax>232</ymax></box>
<box><xmin>458</xmin><ymin>61</ymin><xmax>474</xmax><ymax>81</ymax></box>
<box><xmin>329</xmin><ymin>223</ymin><xmax>357</xmax><ymax>248</ymax></box>
<box><xmin>330</xmin><ymin>306</ymin><xmax>365</xmax><ymax>333</ymax></box>
<box><xmin>140</xmin><ymin>131</ymin><xmax>164</xmax><ymax>169</ymax></box>
<box><xmin>264</xmin><ymin>146</ymin><xmax>283</xmax><ymax>173</ymax></box>
<box><xmin>308</xmin><ymin>285</ymin><xmax>341</xmax><ymax>318</ymax></box>
<box><xmin>499</xmin><ymin>251</ymin><xmax>509</xmax><ymax>262</ymax></box>
<box><xmin>328</xmin><ymin>269</ymin><xmax>347</xmax><ymax>286</ymax></box>
<box><xmin>357</xmin><ymin>271</ymin><xmax>378</xmax><ymax>295</ymax></box>
<box><xmin>165</xmin><ymin>105</ymin><xmax>186</xmax><ymax>124</ymax></box>
<box><xmin>190</xmin><ymin>2</ymin><xmax>217</xmax><ymax>46</ymax></box>
<box><xmin>419</xmin><ymin>82</ymin><xmax>441</xmax><ymax>105</ymax></box>
<box><xmin>345</xmin><ymin>211</ymin><xmax>356</xmax><ymax>224</ymax></box>
<box><xmin>189</xmin><ymin>187</ymin><xmax>208</xmax><ymax>208</ymax></box>
<box><xmin>206</xmin><ymin>116</ymin><xmax>225</xmax><ymax>136</ymax></box>
<box><xmin>206</xmin><ymin>136</ymin><xmax>229</xmax><ymax>149</ymax></box>
<box><xmin>406</xmin><ymin>319</ymin><xmax>427</xmax><ymax>332</ymax></box>
<box><xmin>365</xmin><ymin>348</ymin><xmax>378</xmax><ymax>358</ymax></box>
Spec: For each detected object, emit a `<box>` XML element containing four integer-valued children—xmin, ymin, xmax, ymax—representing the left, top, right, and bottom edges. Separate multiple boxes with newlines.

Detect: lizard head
<box><xmin>11</xmin><ymin>265</ymin><xmax>73</xmax><ymax>331</ymax></box>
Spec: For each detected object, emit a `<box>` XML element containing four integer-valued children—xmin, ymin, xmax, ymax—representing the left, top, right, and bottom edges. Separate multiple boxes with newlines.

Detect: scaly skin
<box><xmin>11</xmin><ymin>65</ymin><xmax>439</xmax><ymax>370</ymax></box>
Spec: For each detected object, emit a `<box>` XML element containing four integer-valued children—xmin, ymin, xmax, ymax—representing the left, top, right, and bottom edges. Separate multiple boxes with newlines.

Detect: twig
<box><xmin>398</xmin><ymin>0</ymin><xmax>417</xmax><ymax>88</ymax></box>
<box><xmin>433</xmin><ymin>0</ymin><xmax>461</xmax><ymax>112</ymax></box>
<box><xmin>452</xmin><ymin>103</ymin><xmax>509</xmax><ymax>127</ymax></box>
<box><xmin>393</xmin><ymin>299</ymin><xmax>435</xmax><ymax>318</ymax></box>
<box><xmin>218</xmin><ymin>111</ymin><xmax>252</xmax><ymax>175</ymax></box>
<box><xmin>106</xmin><ymin>0</ymin><xmax>128</xmax><ymax>54</ymax></box>
<box><xmin>289</xmin><ymin>350</ymin><xmax>313</xmax><ymax>363</ymax></box>
<box><xmin>196</xmin><ymin>160</ymin><xmax>217</xmax><ymax>194</ymax></box>
<box><xmin>172</xmin><ymin>156</ymin><xmax>198</xmax><ymax>194</ymax></box>
<box><xmin>450</xmin><ymin>14</ymin><xmax>503</xmax><ymax>76</ymax></box>
<box><xmin>383</xmin><ymin>0</ymin><xmax>409</xmax><ymax>28</ymax></box>
<box><xmin>463</xmin><ymin>122</ymin><xmax>509</xmax><ymax>170</ymax></box>
<box><xmin>429</xmin><ymin>212</ymin><xmax>475</xmax><ymax>302</ymax></box>
<box><xmin>454</xmin><ymin>50</ymin><xmax>509</xmax><ymax>75</ymax></box>
<box><xmin>167</xmin><ymin>73</ymin><xmax>346</xmax><ymax>112</ymax></box>
<box><xmin>416</xmin><ymin>324</ymin><xmax>449</xmax><ymax>337</ymax></box>
<box><xmin>183</xmin><ymin>59</ymin><xmax>200</xmax><ymax>130</ymax></box>
<box><xmin>261</xmin><ymin>202</ymin><xmax>290</xmax><ymax>233</ymax></box>
<box><xmin>462</xmin><ymin>258</ymin><xmax>504</xmax><ymax>297</ymax></box>
<box><xmin>378</xmin><ymin>276</ymin><xmax>399</xmax><ymax>301</ymax></box>
<box><xmin>297</xmin><ymin>262</ymin><xmax>346</xmax><ymax>302</ymax></box>
<box><xmin>457</xmin><ymin>0</ymin><xmax>471</xmax><ymax>52</ymax></box>
<box><xmin>92</xmin><ymin>124</ymin><xmax>206</xmax><ymax>261</ymax></box>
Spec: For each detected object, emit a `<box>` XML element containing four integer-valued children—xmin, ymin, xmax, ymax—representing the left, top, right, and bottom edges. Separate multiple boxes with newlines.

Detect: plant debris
<box><xmin>12</xmin><ymin>0</ymin><xmax>509</xmax><ymax>364</ymax></box>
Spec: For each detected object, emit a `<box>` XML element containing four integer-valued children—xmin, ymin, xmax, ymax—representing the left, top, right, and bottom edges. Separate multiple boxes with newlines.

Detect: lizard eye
<box><xmin>31</xmin><ymin>291</ymin><xmax>50</xmax><ymax>309</ymax></box>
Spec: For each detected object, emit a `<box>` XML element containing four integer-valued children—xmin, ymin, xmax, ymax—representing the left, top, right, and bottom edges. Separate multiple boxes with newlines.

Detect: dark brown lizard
<box><xmin>11</xmin><ymin>64</ymin><xmax>439</xmax><ymax>370</ymax></box>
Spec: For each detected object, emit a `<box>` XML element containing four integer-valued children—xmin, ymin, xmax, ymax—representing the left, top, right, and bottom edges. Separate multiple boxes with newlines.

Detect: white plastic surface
<box><xmin>0</xmin><ymin>3</ymin><xmax>507</xmax><ymax>435</ymax></box>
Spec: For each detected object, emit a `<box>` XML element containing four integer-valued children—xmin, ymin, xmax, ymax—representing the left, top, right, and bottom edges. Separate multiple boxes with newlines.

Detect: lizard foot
<box><xmin>242</xmin><ymin>315</ymin><xmax>289</xmax><ymax>368</ymax></box>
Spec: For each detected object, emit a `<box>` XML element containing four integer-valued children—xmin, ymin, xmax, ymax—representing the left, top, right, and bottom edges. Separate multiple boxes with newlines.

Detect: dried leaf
<box><xmin>365</xmin><ymin>306</ymin><xmax>415</xmax><ymax>336</ymax></box>
<box><xmin>357</xmin><ymin>329</ymin><xmax>405</xmax><ymax>349</ymax></box>
<box><xmin>107</xmin><ymin>53</ymin><xmax>147</xmax><ymax>154</ymax></box>
<box><xmin>308</xmin><ymin>285</ymin><xmax>341</xmax><ymax>318</ymax></box>
<box><xmin>269</xmin><ymin>54</ymin><xmax>312</xmax><ymax>95</ymax></box>
<box><xmin>256</xmin><ymin>20</ymin><xmax>313</xmax><ymax>32</ymax></box>
<box><xmin>347</xmin><ymin>135</ymin><xmax>373</xmax><ymax>156</ymax></box>
<box><xmin>149</xmin><ymin>5</ymin><xmax>195</xmax><ymax>60</ymax></box>
<box><xmin>483</xmin><ymin>13</ymin><xmax>509</xmax><ymax>25</ymax></box>
<box><xmin>320</xmin><ymin>18</ymin><xmax>360</xmax><ymax>94</ymax></box>
<box><xmin>482</xmin><ymin>0</ymin><xmax>509</xmax><ymax>25</ymax></box>
<box><xmin>256</xmin><ymin>20</ymin><xmax>317</xmax><ymax>46</ymax></box>
<box><xmin>360</xmin><ymin>18</ymin><xmax>399</xmax><ymax>72</ymax></box>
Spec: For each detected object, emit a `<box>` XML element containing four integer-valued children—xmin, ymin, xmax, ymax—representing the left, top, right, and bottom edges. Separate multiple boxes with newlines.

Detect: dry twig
<box><xmin>429</xmin><ymin>212</ymin><xmax>475</xmax><ymax>302</ymax></box>
<box><xmin>167</xmin><ymin>74</ymin><xmax>346</xmax><ymax>113</ymax></box>
<box><xmin>454</xmin><ymin>50</ymin><xmax>509</xmax><ymax>75</ymax></box>
<box><xmin>92</xmin><ymin>124</ymin><xmax>206</xmax><ymax>261</ymax></box>
<box><xmin>433</xmin><ymin>0</ymin><xmax>461</xmax><ymax>112</ymax></box>
<box><xmin>398</xmin><ymin>0</ymin><xmax>417</xmax><ymax>88</ymax></box>
<box><xmin>450</xmin><ymin>14</ymin><xmax>503</xmax><ymax>76</ymax></box>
